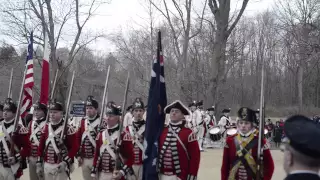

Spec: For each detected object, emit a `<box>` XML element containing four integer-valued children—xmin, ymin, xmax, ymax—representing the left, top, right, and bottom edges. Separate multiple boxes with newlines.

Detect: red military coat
<box><xmin>91</xmin><ymin>124</ymin><xmax>134</xmax><ymax>179</ymax></box>
<box><xmin>38</xmin><ymin>119</ymin><xmax>78</xmax><ymax>165</ymax></box>
<box><xmin>0</xmin><ymin>120</ymin><xmax>31</xmax><ymax>178</ymax></box>
<box><xmin>76</xmin><ymin>115</ymin><xmax>100</xmax><ymax>158</ymax></box>
<box><xmin>158</xmin><ymin>121</ymin><xmax>200</xmax><ymax>180</ymax></box>
<box><xmin>28</xmin><ymin>118</ymin><xmax>46</xmax><ymax>157</ymax></box>
<box><xmin>126</xmin><ymin>121</ymin><xmax>145</xmax><ymax>165</ymax></box>
<box><xmin>221</xmin><ymin>132</ymin><xmax>274</xmax><ymax>180</ymax></box>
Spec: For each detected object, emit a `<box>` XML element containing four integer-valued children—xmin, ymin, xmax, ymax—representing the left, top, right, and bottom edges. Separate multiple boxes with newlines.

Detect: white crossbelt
<box><xmin>81</xmin><ymin>118</ymin><xmax>99</xmax><ymax>148</ymax></box>
<box><xmin>129</xmin><ymin>124</ymin><xmax>145</xmax><ymax>152</ymax></box>
<box><xmin>45</xmin><ymin>124</ymin><xmax>63</xmax><ymax>154</ymax></box>
<box><xmin>100</xmin><ymin>130</ymin><xmax>119</xmax><ymax>160</ymax></box>
<box><xmin>0</xmin><ymin>124</ymin><xmax>14</xmax><ymax>157</ymax></box>
<box><xmin>30</xmin><ymin>120</ymin><xmax>46</xmax><ymax>146</ymax></box>
<box><xmin>0</xmin><ymin>123</ymin><xmax>20</xmax><ymax>175</ymax></box>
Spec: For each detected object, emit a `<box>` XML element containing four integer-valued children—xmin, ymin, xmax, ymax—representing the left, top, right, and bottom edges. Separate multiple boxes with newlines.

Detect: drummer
<box><xmin>206</xmin><ymin>106</ymin><xmax>216</xmax><ymax>130</ymax></box>
<box><xmin>218</xmin><ymin>108</ymin><xmax>232</xmax><ymax>138</ymax></box>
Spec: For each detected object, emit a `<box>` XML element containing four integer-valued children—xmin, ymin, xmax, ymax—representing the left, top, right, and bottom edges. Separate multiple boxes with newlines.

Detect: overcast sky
<box><xmin>0</xmin><ymin>0</ymin><xmax>276</xmax><ymax>54</ymax></box>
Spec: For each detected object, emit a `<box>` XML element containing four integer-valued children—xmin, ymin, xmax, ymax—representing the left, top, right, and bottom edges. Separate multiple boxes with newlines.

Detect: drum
<box><xmin>209</xmin><ymin>127</ymin><xmax>222</xmax><ymax>141</ymax></box>
<box><xmin>226</xmin><ymin>128</ymin><xmax>237</xmax><ymax>136</ymax></box>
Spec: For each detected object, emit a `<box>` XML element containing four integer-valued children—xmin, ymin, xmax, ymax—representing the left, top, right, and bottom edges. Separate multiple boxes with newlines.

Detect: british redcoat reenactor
<box><xmin>126</xmin><ymin>98</ymin><xmax>145</xmax><ymax>180</ymax></box>
<box><xmin>205</xmin><ymin>106</ymin><xmax>216</xmax><ymax>130</ymax></box>
<box><xmin>282</xmin><ymin>115</ymin><xmax>320</xmax><ymax>180</ymax></box>
<box><xmin>37</xmin><ymin>101</ymin><xmax>78</xmax><ymax>180</ymax></box>
<box><xmin>123</xmin><ymin>105</ymin><xmax>133</xmax><ymax>131</ymax></box>
<box><xmin>28</xmin><ymin>102</ymin><xmax>47</xmax><ymax>180</ymax></box>
<box><xmin>91</xmin><ymin>103</ymin><xmax>134</xmax><ymax>180</ymax></box>
<box><xmin>0</xmin><ymin>98</ymin><xmax>31</xmax><ymax>180</ymax></box>
<box><xmin>218</xmin><ymin>108</ymin><xmax>232</xmax><ymax>138</ymax></box>
<box><xmin>221</xmin><ymin>107</ymin><xmax>274</xmax><ymax>180</ymax></box>
<box><xmin>76</xmin><ymin>96</ymin><xmax>100</xmax><ymax>180</ymax></box>
<box><xmin>159</xmin><ymin>100</ymin><xmax>200</xmax><ymax>180</ymax></box>
<box><xmin>187</xmin><ymin>100</ymin><xmax>204</xmax><ymax>151</ymax></box>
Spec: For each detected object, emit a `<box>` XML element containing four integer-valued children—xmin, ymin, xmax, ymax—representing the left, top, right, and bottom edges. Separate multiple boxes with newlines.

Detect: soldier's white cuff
<box><xmin>91</xmin><ymin>173</ymin><xmax>96</xmax><ymax>177</ymax></box>
<box><xmin>15</xmin><ymin>153</ymin><xmax>21</xmax><ymax>162</ymax></box>
<box><xmin>120</xmin><ymin>170</ymin><xmax>125</xmax><ymax>176</ymax></box>
<box><xmin>122</xmin><ymin>165</ymin><xmax>134</xmax><ymax>175</ymax></box>
<box><xmin>63</xmin><ymin>156</ymin><xmax>71</xmax><ymax>166</ymax></box>
<box><xmin>187</xmin><ymin>175</ymin><xmax>197</xmax><ymax>180</ymax></box>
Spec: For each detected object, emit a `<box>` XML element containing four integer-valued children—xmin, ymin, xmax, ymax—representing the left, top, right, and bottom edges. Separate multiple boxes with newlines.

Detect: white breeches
<box><xmin>81</xmin><ymin>158</ymin><xmax>93</xmax><ymax>180</ymax></box>
<box><xmin>44</xmin><ymin>162</ymin><xmax>68</xmax><ymax>180</ymax></box>
<box><xmin>132</xmin><ymin>164</ymin><xmax>143</xmax><ymax>180</ymax></box>
<box><xmin>0</xmin><ymin>164</ymin><xmax>15</xmax><ymax>180</ymax></box>
<box><xmin>159</xmin><ymin>174</ymin><xmax>181</xmax><ymax>180</ymax></box>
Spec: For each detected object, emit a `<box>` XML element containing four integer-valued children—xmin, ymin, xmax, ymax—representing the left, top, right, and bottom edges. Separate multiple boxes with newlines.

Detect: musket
<box><xmin>9</xmin><ymin>67</ymin><xmax>27</xmax><ymax>176</ymax></box>
<box><xmin>98</xmin><ymin>65</ymin><xmax>111</xmax><ymax>130</ymax></box>
<box><xmin>256</xmin><ymin>57</ymin><xmax>266</xmax><ymax>180</ymax></box>
<box><xmin>60</xmin><ymin>71</ymin><xmax>75</xmax><ymax>142</ymax></box>
<box><xmin>114</xmin><ymin>72</ymin><xmax>130</xmax><ymax>171</ymax></box>
<box><xmin>8</xmin><ymin>68</ymin><xmax>13</xmax><ymax>98</ymax></box>
<box><xmin>45</xmin><ymin>69</ymin><xmax>59</xmax><ymax>123</ymax></box>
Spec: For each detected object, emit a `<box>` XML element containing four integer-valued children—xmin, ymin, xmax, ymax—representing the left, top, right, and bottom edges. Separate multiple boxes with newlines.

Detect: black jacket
<box><xmin>284</xmin><ymin>173</ymin><xmax>320</xmax><ymax>180</ymax></box>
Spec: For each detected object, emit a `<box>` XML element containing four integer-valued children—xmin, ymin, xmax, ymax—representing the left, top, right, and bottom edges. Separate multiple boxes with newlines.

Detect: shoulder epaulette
<box><xmin>67</xmin><ymin>125</ymin><xmax>76</xmax><ymax>135</ymax></box>
<box><xmin>188</xmin><ymin>131</ymin><xmax>197</xmax><ymax>142</ymax></box>
<box><xmin>18</xmin><ymin>125</ymin><xmax>28</xmax><ymax>134</ymax></box>
<box><xmin>263</xmin><ymin>142</ymin><xmax>270</xmax><ymax>150</ymax></box>
<box><xmin>123</xmin><ymin>131</ymin><xmax>132</xmax><ymax>141</ymax></box>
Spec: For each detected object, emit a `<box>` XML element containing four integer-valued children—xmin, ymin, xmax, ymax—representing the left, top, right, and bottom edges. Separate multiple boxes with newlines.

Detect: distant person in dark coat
<box><xmin>282</xmin><ymin>115</ymin><xmax>320</xmax><ymax>180</ymax></box>
<box><xmin>274</xmin><ymin>121</ymin><xmax>282</xmax><ymax>148</ymax></box>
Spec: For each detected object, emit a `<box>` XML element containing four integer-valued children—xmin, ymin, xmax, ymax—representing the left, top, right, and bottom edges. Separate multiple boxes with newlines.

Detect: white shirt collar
<box><xmin>170</xmin><ymin>120</ymin><xmax>183</xmax><ymax>126</ymax></box>
<box><xmin>4</xmin><ymin>118</ymin><xmax>15</xmax><ymax>124</ymax></box>
<box><xmin>107</xmin><ymin>123</ymin><xmax>119</xmax><ymax>130</ymax></box>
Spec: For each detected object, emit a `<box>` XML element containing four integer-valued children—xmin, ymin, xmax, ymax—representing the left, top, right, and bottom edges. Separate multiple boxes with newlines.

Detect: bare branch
<box><xmin>227</xmin><ymin>0</ymin><xmax>249</xmax><ymax>36</ymax></box>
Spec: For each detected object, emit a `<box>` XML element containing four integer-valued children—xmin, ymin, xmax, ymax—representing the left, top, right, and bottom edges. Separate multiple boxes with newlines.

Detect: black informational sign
<box><xmin>70</xmin><ymin>101</ymin><xmax>86</xmax><ymax>117</ymax></box>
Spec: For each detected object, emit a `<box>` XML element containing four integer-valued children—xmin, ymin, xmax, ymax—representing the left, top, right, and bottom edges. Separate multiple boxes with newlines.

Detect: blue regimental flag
<box><xmin>142</xmin><ymin>30</ymin><xmax>167</xmax><ymax>180</ymax></box>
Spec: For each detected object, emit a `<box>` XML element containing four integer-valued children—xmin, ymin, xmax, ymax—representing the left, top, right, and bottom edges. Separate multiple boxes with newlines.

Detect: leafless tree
<box><xmin>0</xmin><ymin>0</ymin><xmax>108</xmax><ymax>101</ymax></box>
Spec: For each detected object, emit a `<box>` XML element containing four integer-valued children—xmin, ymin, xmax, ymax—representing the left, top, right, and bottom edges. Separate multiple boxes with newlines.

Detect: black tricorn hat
<box><xmin>237</xmin><ymin>107</ymin><xmax>257</xmax><ymax>124</ymax></box>
<box><xmin>284</xmin><ymin>115</ymin><xmax>320</xmax><ymax>158</ymax></box>
<box><xmin>33</xmin><ymin>102</ymin><xmax>48</xmax><ymax>114</ymax></box>
<box><xmin>49</xmin><ymin>100</ymin><xmax>64</xmax><ymax>111</ymax></box>
<box><xmin>207</xmin><ymin>106</ymin><xmax>215</xmax><ymax>111</ymax></box>
<box><xmin>132</xmin><ymin>97</ymin><xmax>144</xmax><ymax>110</ymax></box>
<box><xmin>3</xmin><ymin>98</ymin><xmax>17</xmax><ymax>113</ymax></box>
<box><xmin>188</xmin><ymin>100</ymin><xmax>197</xmax><ymax>107</ymax></box>
<box><xmin>196</xmin><ymin>100</ymin><xmax>203</xmax><ymax>107</ymax></box>
<box><xmin>222</xmin><ymin>108</ymin><xmax>231</xmax><ymax>113</ymax></box>
<box><xmin>106</xmin><ymin>103</ymin><xmax>122</xmax><ymax>116</ymax></box>
<box><xmin>126</xmin><ymin>105</ymin><xmax>133</xmax><ymax>111</ymax></box>
<box><xmin>164</xmin><ymin>100</ymin><xmax>190</xmax><ymax>115</ymax></box>
<box><xmin>86</xmin><ymin>95</ymin><xmax>99</xmax><ymax>109</ymax></box>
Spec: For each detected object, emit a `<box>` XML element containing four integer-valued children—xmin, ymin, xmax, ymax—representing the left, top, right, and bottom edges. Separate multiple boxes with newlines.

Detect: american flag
<box><xmin>20</xmin><ymin>32</ymin><xmax>34</xmax><ymax>119</ymax></box>
<box><xmin>142</xmin><ymin>30</ymin><xmax>167</xmax><ymax>180</ymax></box>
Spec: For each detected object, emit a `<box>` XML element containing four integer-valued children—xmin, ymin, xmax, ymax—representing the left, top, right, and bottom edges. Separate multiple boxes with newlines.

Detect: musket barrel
<box><xmin>114</xmin><ymin>72</ymin><xmax>130</xmax><ymax>171</ymax></box>
<box><xmin>10</xmin><ymin>67</ymin><xmax>27</xmax><ymax>156</ymax></box>
<box><xmin>8</xmin><ymin>68</ymin><xmax>13</xmax><ymax>98</ymax></box>
<box><xmin>46</xmin><ymin>69</ymin><xmax>59</xmax><ymax>123</ymax></box>
<box><xmin>257</xmin><ymin>57</ymin><xmax>266</xmax><ymax>180</ymax></box>
<box><xmin>99</xmin><ymin>66</ymin><xmax>111</xmax><ymax>128</ymax></box>
<box><xmin>60</xmin><ymin>71</ymin><xmax>76</xmax><ymax>140</ymax></box>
